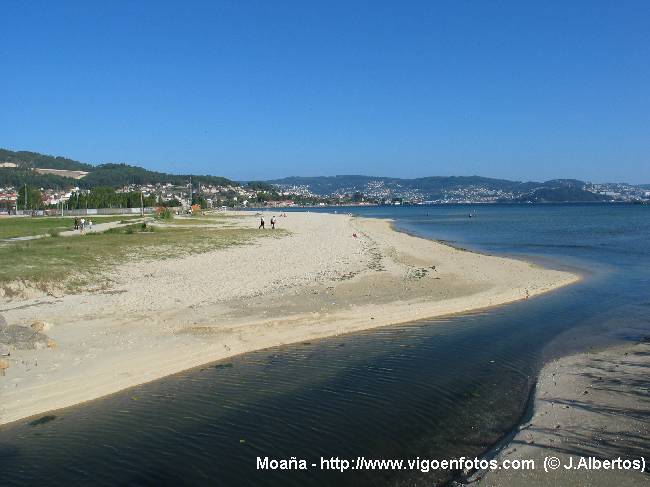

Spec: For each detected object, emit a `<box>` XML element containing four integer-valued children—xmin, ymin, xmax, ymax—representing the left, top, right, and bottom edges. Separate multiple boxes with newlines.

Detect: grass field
<box><xmin>0</xmin><ymin>215</ymin><xmax>140</xmax><ymax>239</ymax></box>
<box><xmin>0</xmin><ymin>223</ymin><xmax>284</xmax><ymax>294</ymax></box>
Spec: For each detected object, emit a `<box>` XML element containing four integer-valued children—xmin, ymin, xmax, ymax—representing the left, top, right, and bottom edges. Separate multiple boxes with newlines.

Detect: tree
<box><xmin>157</xmin><ymin>197</ymin><xmax>181</xmax><ymax>207</ymax></box>
<box><xmin>192</xmin><ymin>195</ymin><xmax>208</xmax><ymax>209</ymax></box>
<box><xmin>17</xmin><ymin>185</ymin><xmax>43</xmax><ymax>210</ymax></box>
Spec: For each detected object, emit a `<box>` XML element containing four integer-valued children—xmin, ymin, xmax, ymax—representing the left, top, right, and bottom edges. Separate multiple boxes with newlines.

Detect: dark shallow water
<box><xmin>1</xmin><ymin>204</ymin><xmax>649</xmax><ymax>486</ymax></box>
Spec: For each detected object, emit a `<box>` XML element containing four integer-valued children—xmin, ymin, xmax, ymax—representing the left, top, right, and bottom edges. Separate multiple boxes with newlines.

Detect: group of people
<box><xmin>258</xmin><ymin>213</ymin><xmax>289</xmax><ymax>229</ymax></box>
<box><xmin>258</xmin><ymin>215</ymin><xmax>276</xmax><ymax>229</ymax></box>
<box><xmin>73</xmin><ymin>217</ymin><xmax>93</xmax><ymax>234</ymax></box>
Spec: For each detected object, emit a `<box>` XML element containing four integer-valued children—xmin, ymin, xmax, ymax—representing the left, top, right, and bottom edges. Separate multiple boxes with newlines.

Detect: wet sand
<box><xmin>475</xmin><ymin>340</ymin><xmax>650</xmax><ymax>486</ymax></box>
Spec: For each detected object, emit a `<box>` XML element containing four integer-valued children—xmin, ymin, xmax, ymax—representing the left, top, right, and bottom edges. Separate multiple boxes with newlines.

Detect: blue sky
<box><xmin>2</xmin><ymin>1</ymin><xmax>649</xmax><ymax>182</ymax></box>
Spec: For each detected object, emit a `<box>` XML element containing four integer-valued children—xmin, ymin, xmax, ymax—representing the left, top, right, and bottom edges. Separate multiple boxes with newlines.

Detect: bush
<box><xmin>105</xmin><ymin>223</ymin><xmax>154</xmax><ymax>235</ymax></box>
<box><xmin>154</xmin><ymin>207</ymin><xmax>174</xmax><ymax>221</ymax></box>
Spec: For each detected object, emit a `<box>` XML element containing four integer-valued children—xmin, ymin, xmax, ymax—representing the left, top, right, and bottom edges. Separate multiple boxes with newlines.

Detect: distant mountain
<box><xmin>1</xmin><ymin>148</ymin><xmax>645</xmax><ymax>203</ymax></box>
<box><xmin>268</xmin><ymin>175</ymin><xmax>612</xmax><ymax>202</ymax></box>
<box><xmin>513</xmin><ymin>186</ymin><xmax>608</xmax><ymax>203</ymax></box>
<box><xmin>541</xmin><ymin>179</ymin><xmax>587</xmax><ymax>188</ymax></box>
<box><xmin>269</xmin><ymin>175</ymin><xmax>650</xmax><ymax>202</ymax></box>
<box><xmin>269</xmin><ymin>175</ymin><xmax>536</xmax><ymax>197</ymax></box>
<box><xmin>268</xmin><ymin>175</ymin><xmax>386</xmax><ymax>195</ymax></box>
<box><xmin>0</xmin><ymin>149</ymin><xmax>236</xmax><ymax>189</ymax></box>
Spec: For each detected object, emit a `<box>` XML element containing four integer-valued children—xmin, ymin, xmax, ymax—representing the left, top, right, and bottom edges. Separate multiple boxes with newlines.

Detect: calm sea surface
<box><xmin>1</xmin><ymin>204</ymin><xmax>649</xmax><ymax>486</ymax></box>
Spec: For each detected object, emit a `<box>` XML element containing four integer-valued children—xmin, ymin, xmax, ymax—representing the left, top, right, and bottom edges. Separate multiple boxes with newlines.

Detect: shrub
<box><xmin>154</xmin><ymin>207</ymin><xmax>174</xmax><ymax>221</ymax></box>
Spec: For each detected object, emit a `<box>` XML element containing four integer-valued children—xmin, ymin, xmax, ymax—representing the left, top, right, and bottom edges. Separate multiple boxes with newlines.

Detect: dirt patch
<box><xmin>0</xmin><ymin>320</ymin><xmax>52</xmax><ymax>350</ymax></box>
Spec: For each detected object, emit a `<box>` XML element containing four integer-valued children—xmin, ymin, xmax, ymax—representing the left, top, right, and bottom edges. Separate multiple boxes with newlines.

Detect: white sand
<box><xmin>0</xmin><ymin>212</ymin><xmax>579</xmax><ymax>425</ymax></box>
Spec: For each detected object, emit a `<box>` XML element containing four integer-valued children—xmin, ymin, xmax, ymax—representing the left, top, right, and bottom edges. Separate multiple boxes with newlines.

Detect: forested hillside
<box><xmin>0</xmin><ymin>149</ymin><xmax>235</xmax><ymax>189</ymax></box>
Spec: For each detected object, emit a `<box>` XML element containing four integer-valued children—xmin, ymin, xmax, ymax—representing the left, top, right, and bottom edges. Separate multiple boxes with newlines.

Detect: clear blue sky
<box><xmin>2</xmin><ymin>1</ymin><xmax>649</xmax><ymax>183</ymax></box>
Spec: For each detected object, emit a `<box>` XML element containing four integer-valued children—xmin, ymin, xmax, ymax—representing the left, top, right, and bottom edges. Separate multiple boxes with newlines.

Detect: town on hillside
<box><xmin>1</xmin><ymin>149</ymin><xmax>649</xmax><ymax>214</ymax></box>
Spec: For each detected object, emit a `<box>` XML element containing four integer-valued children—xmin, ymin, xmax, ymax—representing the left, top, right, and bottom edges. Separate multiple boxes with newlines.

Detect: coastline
<box><xmin>0</xmin><ymin>212</ymin><xmax>579</xmax><ymax>426</ymax></box>
<box><xmin>474</xmin><ymin>339</ymin><xmax>650</xmax><ymax>486</ymax></box>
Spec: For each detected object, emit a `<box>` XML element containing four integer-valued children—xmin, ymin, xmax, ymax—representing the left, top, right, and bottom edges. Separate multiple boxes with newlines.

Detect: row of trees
<box><xmin>66</xmin><ymin>187</ymin><xmax>159</xmax><ymax>209</ymax></box>
<box><xmin>13</xmin><ymin>185</ymin><xmax>184</xmax><ymax>211</ymax></box>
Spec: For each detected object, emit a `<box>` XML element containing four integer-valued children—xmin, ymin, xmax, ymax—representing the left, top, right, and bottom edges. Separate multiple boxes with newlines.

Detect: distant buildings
<box><xmin>0</xmin><ymin>178</ymin><xmax>647</xmax><ymax>214</ymax></box>
<box><xmin>587</xmin><ymin>183</ymin><xmax>649</xmax><ymax>202</ymax></box>
<box><xmin>0</xmin><ymin>188</ymin><xmax>18</xmax><ymax>211</ymax></box>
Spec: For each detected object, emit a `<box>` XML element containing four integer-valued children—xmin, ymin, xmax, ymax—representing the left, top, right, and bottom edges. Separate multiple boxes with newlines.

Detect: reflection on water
<box><xmin>1</xmin><ymin>204</ymin><xmax>649</xmax><ymax>486</ymax></box>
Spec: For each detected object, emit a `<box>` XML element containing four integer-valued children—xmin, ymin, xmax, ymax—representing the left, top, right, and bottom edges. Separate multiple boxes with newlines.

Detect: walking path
<box><xmin>1</xmin><ymin>219</ymin><xmax>143</xmax><ymax>243</ymax></box>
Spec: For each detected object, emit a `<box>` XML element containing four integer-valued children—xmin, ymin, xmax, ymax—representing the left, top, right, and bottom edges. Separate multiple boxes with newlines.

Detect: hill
<box><xmin>269</xmin><ymin>175</ymin><xmax>536</xmax><ymax>196</ymax></box>
<box><xmin>0</xmin><ymin>149</ymin><xmax>92</xmax><ymax>171</ymax></box>
<box><xmin>513</xmin><ymin>186</ymin><xmax>608</xmax><ymax>203</ymax></box>
<box><xmin>0</xmin><ymin>149</ymin><xmax>236</xmax><ymax>189</ymax></box>
<box><xmin>77</xmin><ymin>163</ymin><xmax>235</xmax><ymax>189</ymax></box>
<box><xmin>268</xmin><ymin>175</ymin><xmax>606</xmax><ymax>202</ymax></box>
<box><xmin>267</xmin><ymin>175</ymin><xmax>641</xmax><ymax>203</ymax></box>
<box><xmin>1</xmin><ymin>148</ymin><xmax>644</xmax><ymax>203</ymax></box>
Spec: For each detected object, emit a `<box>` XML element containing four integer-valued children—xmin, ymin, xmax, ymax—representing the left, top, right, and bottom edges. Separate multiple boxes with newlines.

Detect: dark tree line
<box><xmin>0</xmin><ymin>169</ymin><xmax>77</xmax><ymax>189</ymax></box>
<box><xmin>66</xmin><ymin>187</ymin><xmax>159</xmax><ymax>209</ymax></box>
<box><xmin>0</xmin><ymin>149</ymin><xmax>92</xmax><ymax>171</ymax></box>
<box><xmin>77</xmin><ymin>164</ymin><xmax>236</xmax><ymax>189</ymax></box>
<box><xmin>1</xmin><ymin>147</ymin><xmax>238</xmax><ymax>190</ymax></box>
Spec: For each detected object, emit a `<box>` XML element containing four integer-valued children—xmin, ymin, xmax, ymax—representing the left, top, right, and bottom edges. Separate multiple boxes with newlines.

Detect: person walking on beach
<box><xmin>271</xmin><ymin>216</ymin><xmax>276</xmax><ymax>229</ymax></box>
<box><xmin>259</xmin><ymin>216</ymin><xmax>265</xmax><ymax>229</ymax></box>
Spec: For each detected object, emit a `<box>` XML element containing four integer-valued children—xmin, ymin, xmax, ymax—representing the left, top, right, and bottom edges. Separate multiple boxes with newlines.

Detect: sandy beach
<box><xmin>475</xmin><ymin>340</ymin><xmax>650</xmax><ymax>486</ymax></box>
<box><xmin>0</xmin><ymin>211</ymin><xmax>579</xmax><ymax>426</ymax></box>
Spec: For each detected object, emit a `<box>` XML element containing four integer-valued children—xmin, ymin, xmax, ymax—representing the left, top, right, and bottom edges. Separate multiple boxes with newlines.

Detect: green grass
<box><xmin>0</xmin><ymin>215</ymin><xmax>140</xmax><ymax>239</ymax></box>
<box><xmin>0</xmin><ymin>224</ymin><xmax>286</xmax><ymax>292</ymax></box>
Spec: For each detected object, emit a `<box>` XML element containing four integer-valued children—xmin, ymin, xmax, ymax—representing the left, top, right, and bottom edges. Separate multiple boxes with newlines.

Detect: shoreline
<box><xmin>0</xmin><ymin>212</ymin><xmax>580</xmax><ymax>427</ymax></box>
<box><xmin>474</xmin><ymin>339</ymin><xmax>650</xmax><ymax>486</ymax></box>
<box><xmin>390</xmin><ymin>220</ymin><xmax>592</xmax><ymax>280</ymax></box>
